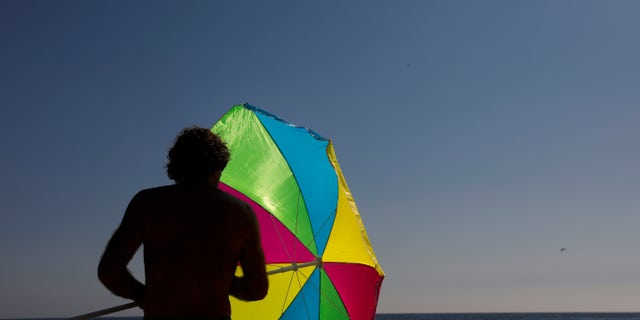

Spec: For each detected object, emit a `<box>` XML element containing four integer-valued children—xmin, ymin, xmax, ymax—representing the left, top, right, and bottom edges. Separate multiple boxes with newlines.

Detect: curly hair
<box><xmin>166</xmin><ymin>127</ymin><xmax>230</xmax><ymax>182</ymax></box>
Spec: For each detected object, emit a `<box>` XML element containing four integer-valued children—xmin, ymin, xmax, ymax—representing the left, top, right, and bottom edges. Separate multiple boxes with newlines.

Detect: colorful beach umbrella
<box><xmin>212</xmin><ymin>104</ymin><xmax>384</xmax><ymax>320</ymax></box>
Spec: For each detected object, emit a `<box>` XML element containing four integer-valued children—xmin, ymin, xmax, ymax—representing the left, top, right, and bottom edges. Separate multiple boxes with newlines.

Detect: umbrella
<box><xmin>213</xmin><ymin>104</ymin><xmax>384</xmax><ymax>320</ymax></box>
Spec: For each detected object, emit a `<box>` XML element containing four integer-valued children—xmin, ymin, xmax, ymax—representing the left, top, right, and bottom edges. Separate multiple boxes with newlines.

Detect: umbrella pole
<box><xmin>266</xmin><ymin>259</ymin><xmax>322</xmax><ymax>275</ymax></box>
<box><xmin>69</xmin><ymin>302</ymin><xmax>137</xmax><ymax>320</ymax></box>
<box><xmin>69</xmin><ymin>260</ymin><xmax>321</xmax><ymax>320</ymax></box>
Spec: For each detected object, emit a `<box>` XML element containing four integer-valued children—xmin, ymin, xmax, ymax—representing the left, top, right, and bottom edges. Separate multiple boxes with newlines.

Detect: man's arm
<box><xmin>97</xmin><ymin>192</ymin><xmax>145</xmax><ymax>304</ymax></box>
<box><xmin>230</xmin><ymin>206</ymin><xmax>268</xmax><ymax>301</ymax></box>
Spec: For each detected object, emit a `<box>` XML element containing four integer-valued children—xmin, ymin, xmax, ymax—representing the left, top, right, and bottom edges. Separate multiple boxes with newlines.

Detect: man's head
<box><xmin>166</xmin><ymin>127</ymin><xmax>230</xmax><ymax>183</ymax></box>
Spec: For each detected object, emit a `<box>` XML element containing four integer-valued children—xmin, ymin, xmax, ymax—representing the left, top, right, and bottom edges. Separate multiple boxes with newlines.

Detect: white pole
<box><xmin>69</xmin><ymin>302</ymin><xmax>137</xmax><ymax>320</ymax></box>
<box><xmin>69</xmin><ymin>260</ymin><xmax>321</xmax><ymax>320</ymax></box>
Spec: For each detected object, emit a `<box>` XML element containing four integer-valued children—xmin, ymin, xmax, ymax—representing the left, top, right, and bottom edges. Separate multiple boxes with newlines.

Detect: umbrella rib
<box><xmin>294</xmin><ymin>268</ymin><xmax>313</xmax><ymax>320</ymax></box>
<box><xmin>280</xmin><ymin>266</ymin><xmax>297</xmax><ymax>316</ymax></box>
<box><xmin>294</xmin><ymin>267</ymin><xmax>351</xmax><ymax>319</ymax></box>
<box><xmin>305</xmin><ymin>209</ymin><xmax>337</xmax><ymax>252</ymax></box>
<box><xmin>294</xmin><ymin>191</ymin><xmax>318</xmax><ymax>260</ymax></box>
<box><xmin>295</xmin><ymin>190</ymin><xmax>302</xmax><ymax>260</ymax></box>
<box><xmin>268</xmin><ymin>211</ymin><xmax>294</xmax><ymax>262</ymax></box>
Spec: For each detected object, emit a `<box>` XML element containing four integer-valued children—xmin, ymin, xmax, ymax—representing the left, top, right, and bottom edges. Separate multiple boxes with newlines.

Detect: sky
<box><xmin>1</xmin><ymin>0</ymin><xmax>639</xmax><ymax>318</ymax></box>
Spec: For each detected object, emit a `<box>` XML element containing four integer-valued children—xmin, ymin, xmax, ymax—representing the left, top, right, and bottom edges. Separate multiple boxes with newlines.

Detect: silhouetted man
<box><xmin>98</xmin><ymin>127</ymin><xmax>268</xmax><ymax>320</ymax></box>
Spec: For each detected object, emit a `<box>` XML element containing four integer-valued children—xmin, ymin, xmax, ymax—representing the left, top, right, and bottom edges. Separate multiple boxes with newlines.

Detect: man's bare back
<box><xmin>98</xmin><ymin>128</ymin><xmax>268</xmax><ymax>319</ymax></box>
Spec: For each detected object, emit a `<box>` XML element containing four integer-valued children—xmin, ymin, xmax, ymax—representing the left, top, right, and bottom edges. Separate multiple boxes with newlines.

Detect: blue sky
<box><xmin>1</xmin><ymin>1</ymin><xmax>639</xmax><ymax>318</ymax></box>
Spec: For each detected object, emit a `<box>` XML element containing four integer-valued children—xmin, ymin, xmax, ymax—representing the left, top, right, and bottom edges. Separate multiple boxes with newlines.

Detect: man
<box><xmin>98</xmin><ymin>127</ymin><xmax>268</xmax><ymax>320</ymax></box>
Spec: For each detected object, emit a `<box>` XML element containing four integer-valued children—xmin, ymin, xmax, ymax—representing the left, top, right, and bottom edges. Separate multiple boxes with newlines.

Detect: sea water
<box><xmin>376</xmin><ymin>314</ymin><xmax>640</xmax><ymax>320</ymax></box>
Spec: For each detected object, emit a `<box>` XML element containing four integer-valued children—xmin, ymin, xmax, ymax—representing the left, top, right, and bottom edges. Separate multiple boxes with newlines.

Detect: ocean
<box><xmin>375</xmin><ymin>314</ymin><xmax>640</xmax><ymax>320</ymax></box>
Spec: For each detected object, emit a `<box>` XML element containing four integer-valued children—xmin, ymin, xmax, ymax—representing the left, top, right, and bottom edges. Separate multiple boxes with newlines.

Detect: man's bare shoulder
<box><xmin>138</xmin><ymin>184</ymin><xmax>177</xmax><ymax>194</ymax></box>
<box><xmin>216</xmin><ymin>188</ymin><xmax>255</xmax><ymax>216</ymax></box>
<box><xmin>132</xmin><ymin>185</ymin><xmax>253</xmax><ymax>215</ymax></box>
<box><xmin>129</xmin><ymin>185</ymin><xmax>176</xmax><ymax>201</ymax></box>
